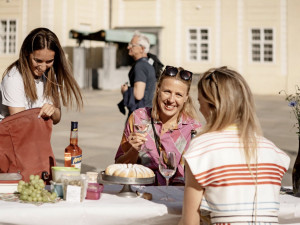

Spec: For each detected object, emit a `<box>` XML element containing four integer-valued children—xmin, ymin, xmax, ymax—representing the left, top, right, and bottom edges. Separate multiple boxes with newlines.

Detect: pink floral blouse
<box><xmin>115</xmin><ymin>107</ymin><xmax>201</xmax><ymax>185</ymax></box>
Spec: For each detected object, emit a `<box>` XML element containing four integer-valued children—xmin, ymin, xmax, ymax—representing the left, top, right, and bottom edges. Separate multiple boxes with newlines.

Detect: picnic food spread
<box><xmin>0</xmin><ymin>163</ymin><xmax>156</xmax><ymax>203</ymax></box>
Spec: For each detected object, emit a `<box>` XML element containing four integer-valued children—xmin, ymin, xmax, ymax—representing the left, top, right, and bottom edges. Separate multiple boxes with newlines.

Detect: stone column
<box><xmin>73</xmin><ymin>47</ymin><xmax>86</xmax><ymax>89</ymax></box>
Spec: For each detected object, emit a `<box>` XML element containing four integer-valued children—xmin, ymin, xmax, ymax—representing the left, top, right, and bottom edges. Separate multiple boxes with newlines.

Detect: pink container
<box><xmin>85</xmin><ymin>183</ymin><xmax>104</xmax><ymax>200</ymax></box>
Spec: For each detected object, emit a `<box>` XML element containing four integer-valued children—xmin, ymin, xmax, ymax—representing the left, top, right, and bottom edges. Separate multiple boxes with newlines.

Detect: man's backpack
<box><xmin>147</xmin><ymin>53</ymin><xmax>164</xmax><ymax>80</ymax></box>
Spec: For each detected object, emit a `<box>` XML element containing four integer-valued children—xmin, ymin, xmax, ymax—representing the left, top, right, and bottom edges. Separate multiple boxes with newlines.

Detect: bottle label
<box><xmin>71</xmin><ymin>154</ymin><xmax>82</xmax><ymax>168</ymax></box>
<box><xmin>65</xmin><ymin>153</ymin><xmax>71</xmax><ymax>161</ymax></box>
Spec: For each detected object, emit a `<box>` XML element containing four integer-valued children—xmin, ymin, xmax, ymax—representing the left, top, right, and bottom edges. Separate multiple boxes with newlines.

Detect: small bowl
<box><xmin>51</xmin><ymin>167</ymin><xmax>80</xmax><ymax>183</ymax></box>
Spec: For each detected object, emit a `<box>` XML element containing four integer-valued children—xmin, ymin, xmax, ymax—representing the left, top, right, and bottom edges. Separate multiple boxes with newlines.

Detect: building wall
<box><xmin>179</xmin><ymin>0</ymin><xmax>218</xmax><ymax>71</ymax></box>
<box><xmin>0</xmin><ymin>0</ymin><xmax>106</xmax><ymax>76</ymax></box>
<box><xmin>0</xmin><ymin>0</ymin><xmax>299</xmax><ymax>94</ymax></box>
<box><xmin>0</xmin><ymin>0</ymin><xmax>22</xmax><ymax>74</ymax></box>
<box><xmin>242</xmin><ymin>0</ymin><xmax>284</xmax><ymax>94</ymax></box>
<box><xmin>221</xmin><ymin>0</ymin><xmax>238</xmax><ymax>69</ymax></box>
<box><xmin>287</xmin><ymin>0</ymin><xmax>300</xmax><ymax>92</ymax></box>
<box><xmin>110</xmin><ymin>0</ymin><xmax>297</xmax><ymax>94</ymax></box>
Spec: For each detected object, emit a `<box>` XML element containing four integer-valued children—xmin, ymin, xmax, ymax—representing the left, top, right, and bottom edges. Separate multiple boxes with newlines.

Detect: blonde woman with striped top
<box><xmin>179</xmin><ymin>67</ymin><xmax>290</xmax><ymax>225</ymax></box>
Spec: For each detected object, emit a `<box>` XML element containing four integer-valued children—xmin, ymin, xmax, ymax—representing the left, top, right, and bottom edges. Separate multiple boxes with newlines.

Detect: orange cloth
<box><xmin>0</xmin><ymin>108</ymin><xmax>56</xmax><ymax>182</ymax></box>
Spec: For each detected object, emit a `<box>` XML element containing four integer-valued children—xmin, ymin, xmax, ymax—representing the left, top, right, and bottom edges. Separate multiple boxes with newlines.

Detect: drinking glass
<box><xmin>158</xmin><ymin>151</ymin><xmax>177</xmax><ymax>201</ymax></box>
<box><xmin>134</xmin><ymin>119</ymin><xmax>152</xmax><ymax>153</ymax></box>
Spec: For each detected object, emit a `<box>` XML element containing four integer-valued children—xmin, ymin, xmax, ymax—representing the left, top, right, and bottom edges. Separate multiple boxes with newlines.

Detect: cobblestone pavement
<box><xmin>51</xmin><ymin>87</ymin><xmax>297</xmax><ymax>186</ymax></box>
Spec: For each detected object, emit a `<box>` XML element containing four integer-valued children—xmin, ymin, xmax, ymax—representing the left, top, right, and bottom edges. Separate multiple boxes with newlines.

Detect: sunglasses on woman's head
<box><xmin>205</xmin><ymin>66</ymin><xmax>228</xmax><ymax>86</ymax></box>
<box><xmin>164</xmin><ymin>66</ymin><xmax>193</xmax><ymax>81</ymax></box>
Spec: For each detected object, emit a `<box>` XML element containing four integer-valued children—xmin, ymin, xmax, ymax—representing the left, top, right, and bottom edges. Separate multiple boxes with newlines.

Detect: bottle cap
<box><xmin>71</xmin><ymin>121</ymin><xmax>78</xmax><ymax>131</ymax></box>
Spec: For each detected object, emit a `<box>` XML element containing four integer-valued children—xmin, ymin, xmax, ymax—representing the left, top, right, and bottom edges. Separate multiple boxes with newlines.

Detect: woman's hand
<box><xmin>115</xmin><ymin>132</ymin><xmax>147</xmax><ymax>164</ymax></box>
<box><xmin>128</xmin><ymin>132</ymin><xmax>147</xmax><ymax>152</ymax></box>
<box><xmin>38</xmin><ymin>103</ymin><xmax>56</xmax><ymax>118</ymax></box>
<box><xmin>38</xmin><ymin>103</ymin><xmax>61</xmax><ymax>124</ymax></box>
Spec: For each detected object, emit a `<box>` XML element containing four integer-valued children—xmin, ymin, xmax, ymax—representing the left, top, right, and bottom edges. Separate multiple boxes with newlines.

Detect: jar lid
<box><xmin>52</xmin><ymin>167</ymin><xmax>80</xmax><ymax>172</ymax></box>
<box><xmin>87</xmin><ymin>183</ymin><xmax>104</xmax><ymax>192</ymax></box>
<box><xmin>86</xmin><ymin>172</ymin><xmax>98</xmax><ymax>183</ymax></box>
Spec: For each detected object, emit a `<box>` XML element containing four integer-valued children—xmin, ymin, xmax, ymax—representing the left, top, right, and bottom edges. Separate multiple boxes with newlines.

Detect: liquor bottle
<box><xmin>64</xmin><ymin>121</ymin><xmax>82</xmax><ymax>169</ymax></box>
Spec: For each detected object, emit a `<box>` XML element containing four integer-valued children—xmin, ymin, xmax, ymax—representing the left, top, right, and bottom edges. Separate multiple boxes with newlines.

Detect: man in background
<box><xmin>120</xmin><ymin>31</ymin><xmax>156</xmax><ymax>117</ymax></box>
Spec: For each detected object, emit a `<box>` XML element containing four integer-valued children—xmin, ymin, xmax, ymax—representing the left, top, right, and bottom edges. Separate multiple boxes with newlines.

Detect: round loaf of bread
<box><xmin>105</xmin><ymin>164</ymin><xmax>155</xmax><ymax>178</ymax></box>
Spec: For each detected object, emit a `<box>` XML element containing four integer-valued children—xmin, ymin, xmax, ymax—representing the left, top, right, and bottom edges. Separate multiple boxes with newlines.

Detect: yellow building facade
<box><xmin>0</xmin><ymin>0</ymin><xmax>299</xmax><ymax>94</ymax></box>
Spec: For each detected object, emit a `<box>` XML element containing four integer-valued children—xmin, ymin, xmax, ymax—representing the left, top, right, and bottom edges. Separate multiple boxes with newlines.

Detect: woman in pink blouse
<box><xmin>115</xmin><ymin>66</ymin><xmax>201</xmax><ymax>185</ymax></box>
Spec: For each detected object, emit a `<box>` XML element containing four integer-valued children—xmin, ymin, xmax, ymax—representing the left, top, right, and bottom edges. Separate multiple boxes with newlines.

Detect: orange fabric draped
<box><xmin>0</xmin><ymin>108</ymin><xmax>56</xmax><ymax>182</ymax></box>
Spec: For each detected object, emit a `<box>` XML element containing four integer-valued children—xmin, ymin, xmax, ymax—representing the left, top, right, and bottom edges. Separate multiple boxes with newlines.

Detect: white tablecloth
<box><xmin>279</xmin><ymin>194</ymin><xmax>300</xmax><ymax>224</ymax></box>
<box><xmin>0</xmin><ymin>184</ymin><xmax>299</xmax><ymax>225</ymax></box>
<box><xmin>0</xmin><ymin>185</ymin><xmax>167</xmax><ymax>225</ymax></box>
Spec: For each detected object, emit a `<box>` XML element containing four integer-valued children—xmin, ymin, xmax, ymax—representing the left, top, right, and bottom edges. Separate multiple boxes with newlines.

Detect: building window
<box><xmin>251</xmin><ymin>28</ymin><xmax>274</xmax><ymax>63</ymax></box>
<box><xmin>188</xmin><ymin>28</ymin><xmax>209</xmax><ymax>61</ymax></box>
<box><xmin>0</xmin><ymin>19</ymin><xmax>17</xmax><ymax>54</ymax></box>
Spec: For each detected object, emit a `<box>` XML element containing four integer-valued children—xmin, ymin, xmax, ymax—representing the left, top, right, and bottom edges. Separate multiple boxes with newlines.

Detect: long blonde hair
<box><xmin>197</xmin><ymin>66</ymin><xmax>262</xmax><ymax>164</ymax></box>
<box><xmin>151</xmin><ymin>66</ymin><xmax>198</xmax><ymax>121</ymax></box>
<box><xmin>2</xmin><ymin>27</ymin><xmax>83</xmax><ymax>110</ymax></box>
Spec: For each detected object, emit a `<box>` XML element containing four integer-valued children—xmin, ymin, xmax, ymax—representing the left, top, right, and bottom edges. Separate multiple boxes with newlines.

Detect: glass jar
<box><xmin>85</xmin><ymin>183</ymin><xmax>103</xmax><ymax>200</ymax></box>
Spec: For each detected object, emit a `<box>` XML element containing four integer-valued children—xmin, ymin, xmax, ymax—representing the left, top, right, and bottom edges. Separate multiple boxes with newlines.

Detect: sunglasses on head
<box><xmin>205</xmin><ymin>66</ymin><xmax>228</xmax><ymax>86</ymax></box>
<box><xmin>164</xmin><ymin>66</ymin><xmax>193</xmax><ymax>81</ymax></box>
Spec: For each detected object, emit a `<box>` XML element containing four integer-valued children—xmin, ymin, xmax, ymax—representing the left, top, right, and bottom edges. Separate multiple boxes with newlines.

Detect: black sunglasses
<box><xmin>204</xmin><ymin>66</ymin><xmax>228</xmax><ymax>86</ymax></box>
<box><xmin>164</xmin><ymin>66</ymin><xmax>193</xmax><ymax>81</ymax></box>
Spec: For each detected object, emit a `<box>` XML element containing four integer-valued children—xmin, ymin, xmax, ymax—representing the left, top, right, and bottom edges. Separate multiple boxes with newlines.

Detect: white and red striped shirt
<box><xmin>184</xmin><ymin>126</ymin><xmax>290</xmax><ymax>224</ymax></box>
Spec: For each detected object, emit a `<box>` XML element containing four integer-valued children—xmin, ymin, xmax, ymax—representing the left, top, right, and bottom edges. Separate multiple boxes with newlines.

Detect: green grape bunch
<box><xmin>17</xmin><ymin>174</ymin><xmax>57</xmax><ymax>203</ymax></box>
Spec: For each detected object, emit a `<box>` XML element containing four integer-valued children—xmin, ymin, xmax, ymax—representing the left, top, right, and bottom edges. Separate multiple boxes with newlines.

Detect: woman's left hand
<box><xmin>38</xmin><ymin>103</ymin><xmax>61</xmax><ymax>124</ymax></box>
